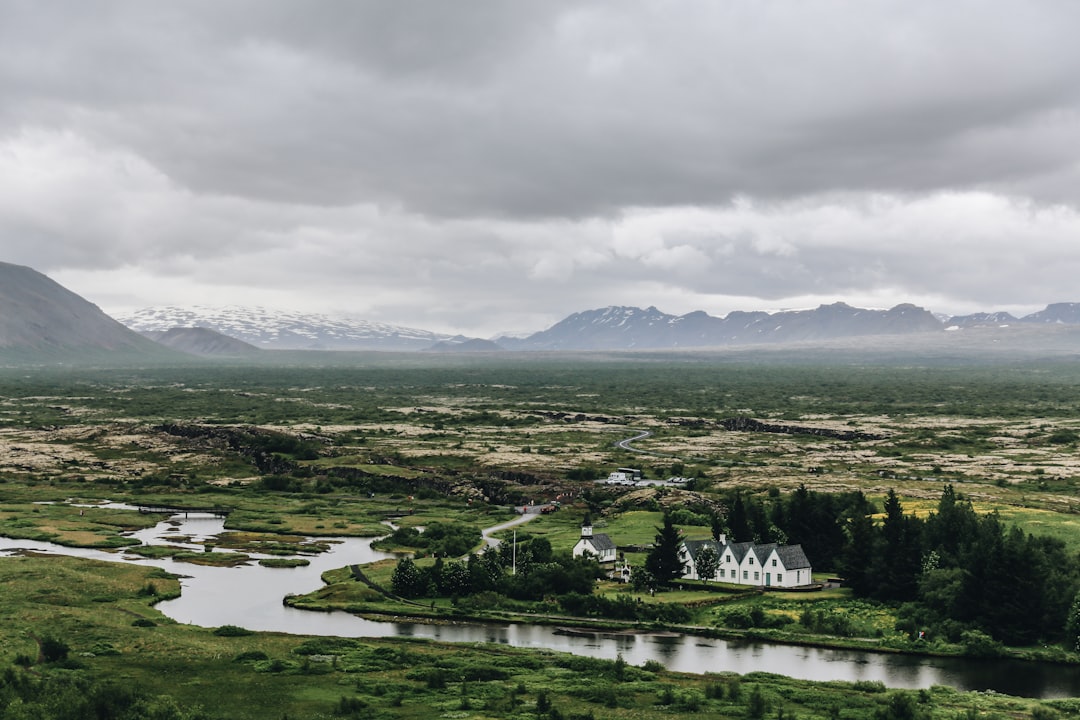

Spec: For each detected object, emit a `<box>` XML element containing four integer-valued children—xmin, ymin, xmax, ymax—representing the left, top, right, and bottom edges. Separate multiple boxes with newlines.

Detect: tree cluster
<box><xmin>845</xmin><ymin>486</ymin><xmax>1080</xmax><ymax>646</ymax></box>
<box><xmin>717</xmin><ymin>484</ymin><xmax>1080</xmax><ymax>646</ymax></box>
<box><xmin>391</xmin><ymin>536</ymin><xmax>601</xmax><ymax>603</ymax></box>
<box><xmin>378</xmin><ymin>521</ymin><xmax>482</xmax><ymax>558</ymax></box>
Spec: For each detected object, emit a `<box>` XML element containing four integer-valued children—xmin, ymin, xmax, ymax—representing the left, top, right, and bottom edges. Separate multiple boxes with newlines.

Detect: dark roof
<box><xmin>774</xmin><ymin>544</ymin><xmax>811</xmax><ymax>570</ymax></box>
<box><xmin>680</xmin><ymin>539</ymin><xmax>811</xmax><ymax>571</ymax></box>
<box><xmin>752</xmin><ymin>543</ymin><xmax>778</xmax><ymax>564</ymax></box>
<box><xmin>724</xmin><ymin>541</ymin><xmax>756</xmax><ymax>563</ymax></box>
<box><xmin>583</xmin><ymin>533</ymin><xmax>616</xmax><ymax>552</ymax></box>
<box><xmin>681</xmin><ymin>539</ymin><xmax>720</xmax><ymax>562</ymax></box>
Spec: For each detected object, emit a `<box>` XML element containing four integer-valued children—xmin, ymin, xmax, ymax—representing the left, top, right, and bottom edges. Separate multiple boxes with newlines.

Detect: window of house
<box><xmin>748</xmin><ymin>557</ymin><xmax>754</xmax><ymax>564</ymax></box>
<box><xmin>743</xmin><ymin>570</ymin><xmax>748</xmax><ymax>580</ymax></box>
<box><xmin>754</xmin><ymin>571</ymin><xmax>759</xmax><ymax>581</ymax></box>
<box><xmin>771</xmin><ymin>559</ymin><xmax>777</xmax><ymax>567</ymax></box>
<box><xmin>777</xmin><ymin>574</ymin><xmax>783</xmax><ymax>583</ymax></box>
<box><xmin>719</xmin><ymin>568</ymin><xmax>725</xmax><ymax>578</ymax></box>
<box><xmin>726</xmin><ymin>555</ymin><xmax>732</xmax><ymax>562</ymax></box>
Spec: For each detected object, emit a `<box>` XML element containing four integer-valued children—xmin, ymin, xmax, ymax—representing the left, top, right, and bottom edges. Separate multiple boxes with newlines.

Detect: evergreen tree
<box><xmin>710</xmin><ymin>510</ymin><xmax>726</xmax><ymax>542</ymax></box>
<box><xmin>840</xmin><ymin>510</ymin><xmax>877</xmax><ymax>597</ymax></box>
<box><xmin>875</xmin><ymin>489</ymin><xmax>921</xmax><ymax>602</ymax></box>
<box><xmin>645</xmin><ymin>513</ymin><xmax>686</xmax><ymax>584</ymax></box>
<box><xmin>728</xmin><ymin>493</ymin><xmax>752</xmax><ymax>542</ymax></box>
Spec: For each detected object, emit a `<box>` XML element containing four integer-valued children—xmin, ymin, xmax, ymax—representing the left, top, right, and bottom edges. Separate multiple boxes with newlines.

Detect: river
<box><xmin>2</xmin><ymin>511</ymin><xmax>1078</xmax><ymax>699</ymax></box>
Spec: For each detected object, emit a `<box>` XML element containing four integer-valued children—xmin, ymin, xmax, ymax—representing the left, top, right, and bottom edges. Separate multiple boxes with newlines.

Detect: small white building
<box><xmin>572</xmin><ymin>516</ymin><xmax>617</xmax><ymax>564</ymax></box>
<box><xmin>679</xmin><ymin>535</ymin><xmax>813</xmax><ymax>588</ymax></box>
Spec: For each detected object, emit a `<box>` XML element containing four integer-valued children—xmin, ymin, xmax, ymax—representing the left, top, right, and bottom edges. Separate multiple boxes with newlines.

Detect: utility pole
<box><xmin>512</xmin><ymin>529</ymin><xmax>517</xmax><ymax>576</ymax></box>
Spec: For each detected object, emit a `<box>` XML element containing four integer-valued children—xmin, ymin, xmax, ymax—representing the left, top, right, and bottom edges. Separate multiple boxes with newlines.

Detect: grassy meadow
<box><xmin>4</xmin><ymin>353</ymin><xmax>1080</xmax><ymax>717</ymax></box>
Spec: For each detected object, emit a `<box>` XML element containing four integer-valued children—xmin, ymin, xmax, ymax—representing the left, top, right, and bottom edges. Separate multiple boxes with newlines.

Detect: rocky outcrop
<box><xmin>718</xmin><ymin>417</ymin><xmax>884</xmax><ymax>441</ymax></box>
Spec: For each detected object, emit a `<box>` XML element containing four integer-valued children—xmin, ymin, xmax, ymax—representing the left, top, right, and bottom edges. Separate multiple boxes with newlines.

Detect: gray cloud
<box><xmin>3</xmin><ymin>1</ymin><xmax>1080</xmax><ymax>335</ymax></box>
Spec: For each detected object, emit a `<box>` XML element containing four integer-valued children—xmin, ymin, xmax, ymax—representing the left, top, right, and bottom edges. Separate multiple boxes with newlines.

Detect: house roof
<box><xmin>752</xmin><ymin>543</ymin><xmax>778</xmax><ymax>564</ymax></box>
<box><xmin>582</xmin><ymin>533</ymin><xmax>616</xmax><ymax>552</ymax></box>
<box><xmin>681</xmin><ymin>539</ymin><xmax>720</xmax><ymax>562</ymax></box>
<box><xmin>680</xmin><ymin>539</ymin><xmax>812</xmax><ymax>571</ymax></box>
<box><xmin>724</xmin><ymin>541</ymin><xmax>756</xmax><ymax>563</ymax></box>
<box><xmin>774</xmin><ymin>544</ymin><xmax>811</xmax><ymax>570</ymax></box>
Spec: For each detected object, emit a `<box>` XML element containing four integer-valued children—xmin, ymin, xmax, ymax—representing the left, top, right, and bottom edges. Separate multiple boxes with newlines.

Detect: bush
<box><xmin>960</xmin><ymin>629</ymin><xmax>1003</xmax><ymax>658</ymax></box>
<box><xmin>213</xmin><ymin>625</ymin><xmax>254</xmax><ymax>637</ymax></box>
<box><xmin>40</xmin><ymin>636</ymin><xmax>70</xmax><ymax>662</ymax></box>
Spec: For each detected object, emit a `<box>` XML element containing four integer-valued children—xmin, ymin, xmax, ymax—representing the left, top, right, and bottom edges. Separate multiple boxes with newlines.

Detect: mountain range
<box><xmin>117</xmin><ymin>306</ymin><xmax>451</xmax><ymax>351</ymax></box>
<box><xmin>6</xmin><ymin>259</ymin><xmax>1080</xmax><ymax>362</ymax></box>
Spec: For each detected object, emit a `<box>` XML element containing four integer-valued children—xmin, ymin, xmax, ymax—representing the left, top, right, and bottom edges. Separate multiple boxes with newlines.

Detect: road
<box><xmin>480</xmin><ymin>511</ymin><xmax>539</xmax><ymax>550</ymax></box>
<box><xmin>614</xmin><ymin>429</ymin><xmax>653</xmax><ymax>452</ymax></box>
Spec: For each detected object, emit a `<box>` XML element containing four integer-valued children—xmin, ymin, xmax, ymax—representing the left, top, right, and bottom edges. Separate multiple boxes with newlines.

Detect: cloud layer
<box><xmin>2</xmin><ymin>1</ymin><xmax>1079</xmax><ymax>335</ymax></box>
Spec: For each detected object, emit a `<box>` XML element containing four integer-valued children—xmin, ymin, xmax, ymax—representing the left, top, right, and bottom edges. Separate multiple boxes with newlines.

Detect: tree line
<box><xmin>722</xmin><ymin>484</ymin><xmax>1080</xmax><ymax>647</ymax></box>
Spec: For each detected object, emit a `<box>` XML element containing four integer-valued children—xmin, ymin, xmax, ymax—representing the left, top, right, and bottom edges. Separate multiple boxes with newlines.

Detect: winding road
<box><xmin>480</xmin><ymin>510</ymin><xmax>539</xmax><ymax>550</ymax></box>
<box><xmin>614</xmin><ymin>429</ymin><xmax>653</xmax><ymax>452</ymax></box>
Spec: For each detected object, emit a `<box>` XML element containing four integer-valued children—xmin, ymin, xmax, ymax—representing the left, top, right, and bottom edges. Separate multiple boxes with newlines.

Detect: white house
<box><xmin>572</xmin><ymin>516</ymin><xmax>617</xmax><ymax>564</ymax></box>
<box><xmin>679</xmin><ymin>535</ymin><xmax>813</xmax><ymax>588</ymax></box>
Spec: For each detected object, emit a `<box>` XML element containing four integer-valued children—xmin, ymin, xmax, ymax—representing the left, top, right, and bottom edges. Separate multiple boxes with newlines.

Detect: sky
<box><xmin>2</xmin><ymin>1</ymin><xmax>1080</xmax><ymax>337</ymax></box>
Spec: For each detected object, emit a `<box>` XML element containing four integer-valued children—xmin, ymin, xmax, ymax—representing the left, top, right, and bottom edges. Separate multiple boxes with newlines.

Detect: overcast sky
<box><xmin>3</xmin><ymin>1</ymin><xmax>1080</xmax><ymax>336</ymax></box>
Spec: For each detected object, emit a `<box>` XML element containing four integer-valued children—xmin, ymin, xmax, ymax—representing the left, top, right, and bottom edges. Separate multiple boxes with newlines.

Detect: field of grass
<box><xmin>3</xmin><ymin>555</ymin><xmax>1073</xmax><ymax>720</ymax></box>
<box><xmin>6</xmin><ymin>357</ymin><xmax>1080</xmax><ymax>716</ymax></box>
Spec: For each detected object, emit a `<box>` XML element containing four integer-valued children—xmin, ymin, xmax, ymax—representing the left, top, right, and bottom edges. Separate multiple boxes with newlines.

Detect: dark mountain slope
<box><xmin>147</xmin><ymin>327</ymin><xmax>261</xmax><ymax>357</ymax></box>
<box><xmin>0</xmin><ymin>261</ymin><xmax>176</xmax><ymax>363</ymax></box>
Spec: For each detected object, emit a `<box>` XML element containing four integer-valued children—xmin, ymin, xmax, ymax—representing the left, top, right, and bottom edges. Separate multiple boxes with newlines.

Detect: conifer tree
<box><xmin>645</xmin><ymin>512</ymin><xmax>686</xmax><ymax>584</ymax></box>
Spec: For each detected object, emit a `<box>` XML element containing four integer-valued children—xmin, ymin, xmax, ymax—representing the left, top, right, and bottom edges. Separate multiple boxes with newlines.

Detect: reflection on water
<box><xmin>3</xmin><ymin>513</ymin><xmax>1079</xmax><ymax>698</ymax></box>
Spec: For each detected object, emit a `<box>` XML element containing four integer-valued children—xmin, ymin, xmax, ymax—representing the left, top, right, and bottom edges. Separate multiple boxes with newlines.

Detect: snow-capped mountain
<box><xmin>945</xmin><ymin>311</ymin><xmax>1018</xmax><ymax>329</ymax></box>
<box><xmin>118</xmin><ymin>306</ymin><xmax>452</xmax><ymax>351</ymax></box>
<box><xmin>498</xmin><ymin>303</ymin><xmax>943</xmax><ymax>350</ymax></box>
<box><xmin>1020</xmin><ymin>303</ymin><xmax>1080</xmax><ymax>325</ymax></box>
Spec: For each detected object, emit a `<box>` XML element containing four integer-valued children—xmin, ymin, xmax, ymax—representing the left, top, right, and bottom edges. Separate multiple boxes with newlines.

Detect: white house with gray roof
<box><xmin>679</xmin><ymin>535</ymin><xmax>812</xmax><ymax>588</ymax></box>
<box><xmin>572</xmin><ymin>515</ymin><xmax>617</xmax><ymax>564</ymax></box>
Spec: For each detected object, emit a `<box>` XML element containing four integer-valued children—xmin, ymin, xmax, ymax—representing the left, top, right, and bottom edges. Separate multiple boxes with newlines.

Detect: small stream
<box><xmin>3</xmin><ymin>511</ymin><xmax>1079</xmax><ymax>699</ymax></box>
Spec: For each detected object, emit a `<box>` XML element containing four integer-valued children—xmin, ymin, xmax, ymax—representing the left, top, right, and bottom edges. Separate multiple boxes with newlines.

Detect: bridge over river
<box><xmin>136</xmin><ymin>504</ymin><xmax>232</xmax><ymax>518</ymax></box>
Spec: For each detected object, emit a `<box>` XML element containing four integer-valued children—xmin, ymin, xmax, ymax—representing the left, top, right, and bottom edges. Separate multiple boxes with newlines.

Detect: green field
<box><xmin>5</xmin><ymin>355</ymin><xmax>1080</xmax><ymax>717</ymax></box>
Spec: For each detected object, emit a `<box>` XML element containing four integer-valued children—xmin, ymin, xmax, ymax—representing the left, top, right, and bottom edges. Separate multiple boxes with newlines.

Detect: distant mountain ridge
<box><xmin>118</xmin><ymin>306</ymin><xmax>453</xmax><ymax>351</ymax></box>
<box><xmin>120</xmin><ymin>301</ymin><xmax>1080</xmax><ymax>352</ymax></box>
<box><xmin>496</xmin><ymin>302</ymin><xmax>944</xmax><ymax>350</ymax></box>
<box><xmin>9</xmin><ymin>260</ymin><xmax>1080</xmax><ymax>356</ymax></box>
<box><xmin>143</xmin><ymin>327</ymin><xmax>261</xmax><ymax>357</ymax></box>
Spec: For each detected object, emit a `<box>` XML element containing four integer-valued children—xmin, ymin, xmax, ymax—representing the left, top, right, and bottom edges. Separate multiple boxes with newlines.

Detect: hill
<box><xmin>144</xmin><ymin>327</ymin><xmax>261</xmax><ymax>357</ymax></box>
<box><xmin>0</xmin><ymin>262</ymin><xmax>177</xmax><ymax>363</ymax></box>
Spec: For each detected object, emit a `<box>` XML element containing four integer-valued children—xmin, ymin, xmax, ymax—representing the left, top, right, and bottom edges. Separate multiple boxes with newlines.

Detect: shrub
<box><xmin>213</xmin><ymin>624</ymin><xmax>254</xmax><ymax>637</ymax></box>
<box><xmin>333</xmin><ymin>696</ymin><xmax>367</xmax><ymax>716</ymax></box>
<box><xmin>40</xmin><ymin>636</ymin><xmax>70</xmax><ymax>662</ymax></box>
<box><xmin>960</xmin><ymin>629</ymin><xmax>1003</xmax><ymax>658</ymax></box>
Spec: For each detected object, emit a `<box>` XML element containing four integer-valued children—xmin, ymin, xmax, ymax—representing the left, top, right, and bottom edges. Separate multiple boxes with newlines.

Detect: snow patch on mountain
<box><xmin>118</xmin><ymin>306</ymin><xmax>451</xmax><ymax>351</ymax></box>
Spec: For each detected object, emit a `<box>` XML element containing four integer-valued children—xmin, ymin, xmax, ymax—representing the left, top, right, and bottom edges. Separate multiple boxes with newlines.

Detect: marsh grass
<box><xmin>7</xmin><ymin>360</ymin><xmax>1080</xmax><ymax>715</ymax></box>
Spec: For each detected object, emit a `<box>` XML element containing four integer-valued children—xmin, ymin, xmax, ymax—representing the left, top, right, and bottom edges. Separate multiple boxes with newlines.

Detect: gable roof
<box><xmin>582</xmin><ymin>533</ymin><xmax>616</xmax><ymax>552</ymax></box>
<box><xmin>682</xmin><ymin>539</ymin><xmax>721</xmax><ymax>563</ymax></box>
<box><xmin>680</xmin><ymin>539</ymin><xmax>812</xmax><ymax>572</ymax></box>
<box><xmin>752</xmin><ymin>543</ymin><xmax>778</xmax><ymax>564</ymax></box>
<box><xmin>724</xmin><ymin>541</ymin><xmax>756</xmax><ymax>563</ymax></box>
<box><xmin>774</xmin><ymin>544</ymin><xmax>811</xmax><ymax>570</ymax></box>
